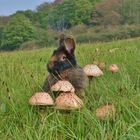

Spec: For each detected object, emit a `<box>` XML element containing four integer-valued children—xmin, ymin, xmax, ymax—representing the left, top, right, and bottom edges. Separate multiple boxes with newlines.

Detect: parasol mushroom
<box><xmin>83</xmin><ymin>64</ymin><xmax>103</xmax><ymax>85</ymax></box>
<box><xmin>29</xmin><ymin>92</ymin><xmax>54</xmax><ymax>106</ymax></box>
<box><xmin>96</xmin><ymin>104</ymin><xmax>116</xmax><ymax>119</ymax></box>
<box><xmin>51</xmin><ymin>80</ymin><xmax>75</xmax><ymax>93</ymax></box>
<box><xmin>55</xmin><ymin>92</ymin><xmax>83</xmax><ymax>110</ymax></box>
<box><xmin>83</xmin><ymin>64</ymin><xmax>103</xmax><ymax>77</ymax></box>
<box><xmin>109</xmin><ymin>64</ymin><xmax>119</xmax><ymax>73</ymax></box>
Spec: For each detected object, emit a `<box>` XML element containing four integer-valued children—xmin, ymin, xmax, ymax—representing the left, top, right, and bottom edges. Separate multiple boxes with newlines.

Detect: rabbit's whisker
<box><xmin>66</xmin><ymin>58</ymin><xmax>76</xmax><ymax>69</ymax></box>
<box><xmin>55</xmin><ymin>71</ymin><xmax>63</xmax><ymax>80</ymax></box>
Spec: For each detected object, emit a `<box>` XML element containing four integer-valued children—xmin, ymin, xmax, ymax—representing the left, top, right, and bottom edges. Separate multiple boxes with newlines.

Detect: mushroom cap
<box><xmin>51</xmin><ymin>80</ymin><xmax>75</xmax><ymax>92</ymax></box>
<box><xmin>83</xmin><ymin>64</ymin><xmax>103</xmax><ymax>77</ymax></box>
<box><xmin>109</xmin><ymin>64</ymin><xmax>119</xmax><ymax>73</ymax></box>
<box><xmin>29</xmin><ymin>92</ymin><xmax>54</xmax><ymax>106</ymax></box>
<box><xmin>96</xmin><ymin>104</ymin><xmax>116</xmax><ymax>119</ymax></box>
<box><xmin>55</xmin><ymin>92</ymin><xmax>83</xmax><ymax>110</ymax></box>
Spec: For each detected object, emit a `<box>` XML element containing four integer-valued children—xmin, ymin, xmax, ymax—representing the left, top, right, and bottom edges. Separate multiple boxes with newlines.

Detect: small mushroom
<box><xmin>83</xmin><ymin>64</ymin><xmax>103</xmax><ymax>77</ymax></box>
<box><xmin>29</xmin><ymin>92</ymin><xmax>54</xmax><ymax>106</ymax></box>
<box><xmin>98</xmin><ymin>62</ymin><xmax>106</xmax><ymax>70</ymax></box>
<box><xmin>96</xmin><ymin>104</ymin><xmax>116</xmax><ymax>119</ymax></box>
<box><xmin>51</xmin><ymin>80</ymin><xmax>75</xmax><ymax>93</ymax></box>
<box><xmin>55</xmin><ymin>92</ymin><xmax>83</xmax><ymax>110</ymax></box>
<box><xmin>109</xmin><ymin>64</ymin><xmax>119</xmax><ymax>73</ymax></box>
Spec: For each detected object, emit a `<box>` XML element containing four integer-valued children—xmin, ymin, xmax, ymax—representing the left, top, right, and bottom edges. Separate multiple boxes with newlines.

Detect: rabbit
<box><xmin>42</xmin><ymin>34</ymin><xmax>88</xmax><ymax>97</ymax></box>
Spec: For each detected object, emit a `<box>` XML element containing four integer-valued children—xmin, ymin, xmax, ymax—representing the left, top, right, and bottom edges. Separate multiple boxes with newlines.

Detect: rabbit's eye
<box><xmin>61</xmin><ymin>55</ymin><xmax>66</xmax><ymax>61</ymax></box>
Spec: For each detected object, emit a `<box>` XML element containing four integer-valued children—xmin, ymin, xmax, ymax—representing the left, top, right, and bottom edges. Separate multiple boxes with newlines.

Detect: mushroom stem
<box><xmin>88</xmin><ymin>76</ymin><xmax>93</xmax><ymax>89</ymax></box>
<box><xmin>39</xmin><ymin>106</ymin><xmax>47</xmax><ymax>123</ymax></box>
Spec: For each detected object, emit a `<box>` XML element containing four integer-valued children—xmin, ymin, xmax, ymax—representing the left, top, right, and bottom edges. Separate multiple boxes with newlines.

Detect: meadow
<box><xmin>0</xmin><ymin>38</ymin><xmax>140</xmax><ymax>140</ymax></box>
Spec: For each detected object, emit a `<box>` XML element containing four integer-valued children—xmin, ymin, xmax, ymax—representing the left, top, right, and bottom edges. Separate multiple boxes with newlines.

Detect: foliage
<box><xmin>0</xmin><ymin>0</ymin><xmax>140</xmax><ymax>50</ymax></box>
<box><xmin>0</xmin><ymin>16</ymin><xmax>10</xmax><ymax>26</ymax></box>
<box><xmin>35</xmin><ymin>27</ymin><xmax>58</xmax><ymax>47</ymax></box>
<box><xmin>66</xmin><ymin>24</ymin><xmax>88</xmax><ymax>34</ymax></box>
<box><xmin>19</xmin><ymin>28</ymin><xmax>59</xmax><ymax>50</ymax></box>
<box><xmin>48</xmin><ymin>0</ymin><xmax>93</xmax><ymax>30</ymax></box>
<box><xmin>53</xmin><ymin>0</ymin><xmax>64</xmax><ymax>4</ymax></box>
<box><xmin>121</xmin><ymin>0</ymin><xmax>140</xmax><ymax>24</ymax></box>
<box><xmin>92</xmin><ymin>0</ymin><xmax>140</xmax><ymax>25</ymax></box>
<box><xmin>13</xmin><ymin>10</ymin><xmax>36</xmax><ymax>25</ymax></box>
<box><xmin>0</xmin><ymin>26</ymin><xmax>3</xmax><ymax>46</ymax></box>
<box><xmin>19</xmin><ymin>40</ymin><xmax>42</xmax><ymax>50</ymax></box>
<box><xmin>0</xmin><ymin>17</ymin><xmax>10</xmax><ymax>46</ymax></box>
<box><xmin>35</xmin><ymin>3</ymin><xmax>53</xmax><ymax>29</ymax></box>
<box><xmin>75</xmin><ymin>25</ymin><xmax>140</xmax><ymax>43</ymax></box>
<box><xmin>1</xmin><ymin>14</ymin><xmax>37</xmax><ymax>50</ymax></box>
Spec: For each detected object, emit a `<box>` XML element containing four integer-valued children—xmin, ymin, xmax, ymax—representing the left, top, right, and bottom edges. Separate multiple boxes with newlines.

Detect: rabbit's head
<box><xmin>47</xmin><ymin>34</ymin><xmax>77</xmax><ymax>74</ymax></box>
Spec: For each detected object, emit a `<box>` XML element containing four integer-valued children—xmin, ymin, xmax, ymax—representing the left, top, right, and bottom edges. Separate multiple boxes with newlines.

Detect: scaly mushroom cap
<box><xmin>55</xmin><ymin>92</ymin><xmax>83</xmax><ymax>110</ymax></box>
<box><xmin>83</xmin><ymin>64</ymin><xmax>103</xmax><ymax>77</ymax></box>
<box><xmin>96</xmin><ymin>104</ymin><xmax>116</xmax><ymax>119</ymax></box>
<box><xmin>51</xmin><ymin>80</ymin><xmax>75</xmax><ymax>92</ymax></box>
<box><xmin>29</xmin><ymin>92</ymin><xmax>54</xmax><ymax>106</ymax></box>
<box><xmin>109</xmin><ymin>64</ymin><xmax>119</xmax><ymax>73</ymax></box>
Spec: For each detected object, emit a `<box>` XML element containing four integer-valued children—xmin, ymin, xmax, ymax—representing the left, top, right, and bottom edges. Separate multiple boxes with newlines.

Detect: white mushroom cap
<box><xmin>55</xmin><ymin>92</ymin><xmax>83</xmax><ymax>110</ymax></box>
<box><xmin>109</xmin><ymin>64</ymin><xmax>119</xmax><ymax>73</ymax></box>
<box><xmin>83</xmin><ymin>64</ymin><xmax>103</xmax><ymax>77</ymax></box>
<box><xmin>29</xmin><ymin>92</ymin><xmax>54</xmax><ymax>106</ymax></box>
<box><xmin>51</xmin><ymin>80</ymin><xmax>75</xmax><ymax>92</ymax></box>
<box><xmin>96</xmin><ymin>104</ymin><xmax>116</xmax><ymax>119</ymax></box>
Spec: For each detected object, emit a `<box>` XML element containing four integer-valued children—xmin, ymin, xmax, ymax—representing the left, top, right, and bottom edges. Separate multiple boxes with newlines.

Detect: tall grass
<box><xmin>0</xmin><ymin>38</ymin><xmax>140</xmax><ymax>140</ymax></box>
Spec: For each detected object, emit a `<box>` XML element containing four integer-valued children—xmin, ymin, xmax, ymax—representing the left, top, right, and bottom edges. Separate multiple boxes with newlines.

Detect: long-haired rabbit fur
<box><xmin>42</xmin><ymin>34</ymin><xmax>88</xmax><ymax>97</ymax></box>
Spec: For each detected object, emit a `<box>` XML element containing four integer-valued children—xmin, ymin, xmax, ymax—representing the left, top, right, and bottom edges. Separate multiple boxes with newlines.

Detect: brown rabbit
<box><xmin>42</xmin><ymin>34</ymin><xmax>88</xmax><ymax>97</ymax></box>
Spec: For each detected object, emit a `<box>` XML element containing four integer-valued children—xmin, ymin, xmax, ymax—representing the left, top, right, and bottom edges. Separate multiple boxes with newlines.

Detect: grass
<box><xmin>0</xmin><ymin>38</ymin><xmax>140</xmax><ymax>140</ymax></box>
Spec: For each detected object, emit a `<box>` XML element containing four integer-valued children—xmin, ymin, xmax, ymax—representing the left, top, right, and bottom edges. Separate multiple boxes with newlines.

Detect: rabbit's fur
<box><xmin>42</xmin><ymin>34</ymin><xmax>88</xmax><ymax>97</ymax></box>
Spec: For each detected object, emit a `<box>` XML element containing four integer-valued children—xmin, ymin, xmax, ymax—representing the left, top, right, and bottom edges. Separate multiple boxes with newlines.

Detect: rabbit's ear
<box><xmin>64</xmin><ymin>38</ymin><xmax>75</xmax><ymax>54</ymax></box>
